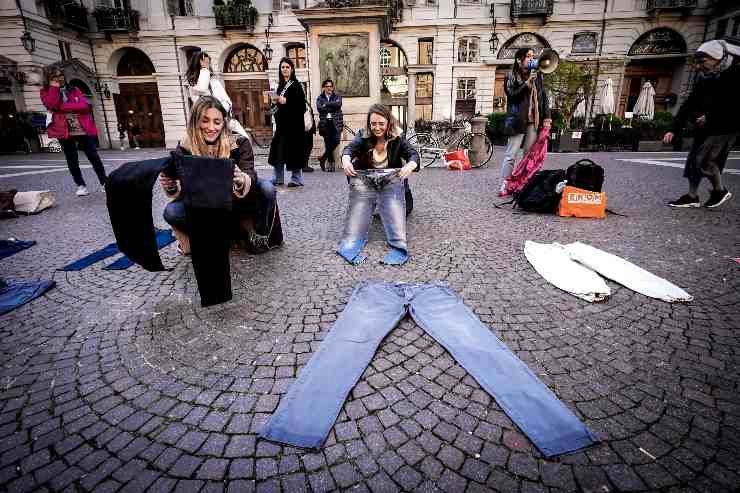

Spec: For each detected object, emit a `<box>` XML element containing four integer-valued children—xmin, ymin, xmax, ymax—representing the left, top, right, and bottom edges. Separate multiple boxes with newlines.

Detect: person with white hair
<box><xmin>664</xmin><ymin>39</ymin><xmax>740</xmax><ymax>208</ymax></box>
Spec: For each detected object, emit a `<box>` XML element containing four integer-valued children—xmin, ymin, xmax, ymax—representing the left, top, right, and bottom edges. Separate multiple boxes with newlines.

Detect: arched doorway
<box><xmin>380</xmin><ymin>40</ymin><xmax>408</xmax><ymax>128</ymax></box>
<box><xmin>222</xmin><ymin>44</ymin><xmax>272</xmax><ymax>142</ymax></box>
<box><xmin>494</xmin><ymin>33</ymin><xmax>551</xmax><ymax>112</ymax></box>
<box><xmin>620</xmin><ymin>28</ymin><xmax>687</xmax><ymax>117</ymax></box>
<box><xmin>112</xmin><ymin>47</ymin><xmax>165</xmax><ymax>148</ymax></box>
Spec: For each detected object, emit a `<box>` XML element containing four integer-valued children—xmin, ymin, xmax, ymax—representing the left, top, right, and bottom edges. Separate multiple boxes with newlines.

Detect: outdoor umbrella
<box><xmin>633</xmin><ymin>81</ymin><xmax>655</xmax><ymax>120</ymax></box>
<box><xmin>503</xmin><ymin>127</ymin><xmax>551</xmax><ymax>197</ymax></box>
<box><xmin>600</xmin><ymin>78</ymin><xmax>615</xmax><ymax>115</ymax></box>
<box><xmin>573</xmin><ymin>97</ymin><xmax>586</xmax><ymax>118</ymax></box>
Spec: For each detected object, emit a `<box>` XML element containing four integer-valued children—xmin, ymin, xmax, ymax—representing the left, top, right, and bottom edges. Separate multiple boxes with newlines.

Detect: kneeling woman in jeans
<box><xmin>159</xmin><ymin>96</ymin><xmax>282</xmax><ymax>254</ymax></box>
<box><xmin>338</xmin><ymin>104</ymin><xmax>419</xmax><ymax>265</ymax></box>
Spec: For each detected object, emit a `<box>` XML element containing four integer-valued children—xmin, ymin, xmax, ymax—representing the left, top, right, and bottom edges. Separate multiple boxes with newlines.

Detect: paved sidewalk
<box><xmin>0</xmin><ymin>149</ymin><xmax>738</xmax><ymax>492</ymax></box>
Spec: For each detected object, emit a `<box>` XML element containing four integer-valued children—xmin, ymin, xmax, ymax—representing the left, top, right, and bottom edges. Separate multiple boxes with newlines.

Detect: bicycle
<box><xmin>243</xmin><ymin>127</ymin><xmax>272</xmax><ymax>149</ymax></box>
<box><xmin>407</xmin><ymin>118</ymin><xmax>493</xmax><ymax>169</ymax></box>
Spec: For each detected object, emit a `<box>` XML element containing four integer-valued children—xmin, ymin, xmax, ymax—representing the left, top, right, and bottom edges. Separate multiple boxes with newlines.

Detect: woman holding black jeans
<box><xmin>41</xmin><ymin>64</ymin><xmax>107</xmax><ymax>196</ymax></box>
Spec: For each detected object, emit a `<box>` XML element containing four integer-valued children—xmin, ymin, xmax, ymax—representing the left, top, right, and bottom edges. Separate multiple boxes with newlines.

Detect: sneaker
<box><xmin>287</xmin><ymin>182</ymin><xmax>304</xmax><ymax>188</ymax></box>
<box><xmin>75</xmin><ymin>185</ymin><xmax>89</xmax><ymax>196</ymax></box>
<box><xmin>704</xmin><ymin>189</ymin><xmax>732</xmax><ymax>208</ymax></box>
<box><xmin>303</xmin><ymin>166</ymin><xmax>315</xmax><ymax>173</ymax></box>
<box><xmin>668</xmin><ymin>194</ymin><xmax>700</xmax><ymax>208</ymax></box>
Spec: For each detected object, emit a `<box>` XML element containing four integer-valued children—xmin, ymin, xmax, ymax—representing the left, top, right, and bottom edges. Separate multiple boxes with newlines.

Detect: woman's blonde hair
<box><xmin>183</xmin><ymin>96</ymin><xmax>232</xmax><ymax>159</ymax></box>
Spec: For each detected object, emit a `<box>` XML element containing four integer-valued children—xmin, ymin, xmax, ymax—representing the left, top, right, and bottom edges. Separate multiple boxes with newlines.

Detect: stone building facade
<box><xmin>0</xmin><ymin>0</ymin><xmax>733</xmax><ymax>150</ymax></box>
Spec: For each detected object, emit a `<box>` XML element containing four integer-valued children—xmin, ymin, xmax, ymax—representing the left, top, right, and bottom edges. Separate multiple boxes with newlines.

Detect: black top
<box><xmin>504</xmin><ymin>71</ymin><xmax>551</xmax><ymax>135</ymax></box>
<box><xmin>672</xmin><ymin>64</ymin><xmax>740</xmax><ymax>136</ymax></box>
<box><xmin>342</xmin><ymin>131</ymin><xmax>420</xmax><ymax>171</ymax></box>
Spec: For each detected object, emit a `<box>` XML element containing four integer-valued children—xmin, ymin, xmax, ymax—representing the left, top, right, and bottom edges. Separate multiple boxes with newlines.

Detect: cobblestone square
<box><xmin>0</xmin><ymin>149</ymin><xmax>738</xmax><ymax>492</ymax></box>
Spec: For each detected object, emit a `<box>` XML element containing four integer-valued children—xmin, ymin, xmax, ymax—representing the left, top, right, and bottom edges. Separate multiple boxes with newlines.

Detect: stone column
<box><xmin>407</xmin><ymin>72</ymin><xmax>416</xmax><ymax>129</ymax></box>
<box><xmin>468</xmin><ymin>115</ymin><xmax>487</xmax><ymax>166</ymax></box>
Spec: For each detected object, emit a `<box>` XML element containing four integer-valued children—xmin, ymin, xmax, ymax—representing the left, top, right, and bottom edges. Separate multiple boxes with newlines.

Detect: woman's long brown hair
<box><xmin>183</xmin><ymin>96</ymin><xmax>232</xmax><ymax>159</ymax></box>
<box><xmin>363</xmin><ymin>104</ymin><xmax>398</xmax><ymax>141</ymax></box>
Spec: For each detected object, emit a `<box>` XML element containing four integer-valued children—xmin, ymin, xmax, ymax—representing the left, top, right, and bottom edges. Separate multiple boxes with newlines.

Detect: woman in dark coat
<box><xmin>268</xmin><ymin>57</ymin><xmax>307</xmax><ymax>187</ymax></box>
<box><xmin>499</xmin><ymin>47</ymin><xmax>551</xmax><ymax>196</ymax></box>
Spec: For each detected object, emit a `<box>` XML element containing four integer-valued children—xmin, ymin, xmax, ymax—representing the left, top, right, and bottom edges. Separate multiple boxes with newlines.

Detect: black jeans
<box><xmin>60</xmin><ymin>135</ymin><xmax>107</xmax><ymax>187</ymax></box>
<box><xmin>321</xmin><ymin>124</ymin><xmax>340</xmax><ymax>164</ymax></box>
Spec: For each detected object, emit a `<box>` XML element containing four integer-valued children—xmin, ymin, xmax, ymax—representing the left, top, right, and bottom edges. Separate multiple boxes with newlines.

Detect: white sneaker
<box><xmin>76</xmin><ymin>186</ymin><xmax>89</xmax><ymax>197</ymax></box>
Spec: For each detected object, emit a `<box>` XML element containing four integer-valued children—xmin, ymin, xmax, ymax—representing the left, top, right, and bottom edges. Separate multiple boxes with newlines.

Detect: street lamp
<box><xmin>20</xmin><ymin>30</ymin><xmax>35</xmax><ymax>54</ymax></box>
<box><xmin>264</xmin><ymin>13</ymin><xmax>274</xmax><ymax>64</ymax></box>
<box><xmin>489</xmin><ymin>3</ymin><xmax>499</xmax><ymax>54</ymax></box>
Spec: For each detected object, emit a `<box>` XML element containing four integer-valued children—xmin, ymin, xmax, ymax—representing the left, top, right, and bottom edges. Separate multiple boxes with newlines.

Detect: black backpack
<box><xmin>513</xmin><ymin>169</ymin><xmax>566</xmax><ymax>213</ymax></box>
<box><xmin>566</xmin><ymin>159</ymin><xmax>604</xmax><ymax>192</ymax></box>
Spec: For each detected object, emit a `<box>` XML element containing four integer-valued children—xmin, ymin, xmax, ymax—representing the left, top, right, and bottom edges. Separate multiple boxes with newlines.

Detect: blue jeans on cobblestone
<box><xmin>260</xmin><ymin>282</ymin><xmax>597</xmax><ymax>457</ymax></box>
<box><xmin>337</xmin><ymin>170</ymin><xmax>408</xmax><ymax>265</ymax></box>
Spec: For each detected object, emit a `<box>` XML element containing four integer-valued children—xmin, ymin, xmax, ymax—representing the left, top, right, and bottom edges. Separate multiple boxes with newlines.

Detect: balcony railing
<box><xmin>93</xmin><ymin>7</ymin><xmax>140</xmax><ymax>33</ymax></box>
<box><xmin>44</xmin><ymin>0</ymin><xmax>89</xmax><ymax>32</ymax></box>
<box><xmin>510</xmin><ymin>0</ymin><xmax>553</xmax><ymax>17</ymax></box>
<box><xmin>214</xmin><ymin>0</ymin><xmax>259</xmax><ymax>30</ymax></box>
<box><xmin>646</xmin><ymin>0</ymin><xmax>697</xmax><ymax>11</ymax></box>
<box><xmin>317</xmin><ymin>0</ymin><xmax>401</xmax><ymax>21</ymax></box>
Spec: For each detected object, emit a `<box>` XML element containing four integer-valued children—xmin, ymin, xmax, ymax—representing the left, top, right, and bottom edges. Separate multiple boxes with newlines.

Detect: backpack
<box><xmin>566</xmin><ymin>159</ymin><xmax>604</xmax><ymax>192</ymax></box>
<box><xmin>304</xmin><ymin>102</ymin><xmax>315</xmax><ymax>133</ymax></box>
<box><xmin>513</xmin><ymin>169</ymin><xmax>566</xmax><ymax>213</ymax></box>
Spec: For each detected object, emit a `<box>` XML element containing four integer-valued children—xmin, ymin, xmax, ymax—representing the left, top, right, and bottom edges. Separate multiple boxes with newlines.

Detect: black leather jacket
<box><xmin>504</xmin><ymin>71</ymin><xmax>551</xmax><ymax>135</ymax></box>
<box><xmin>341</xmin><ymin>130</ymin><xmax>420</xmax><ymax>171</ymax></box>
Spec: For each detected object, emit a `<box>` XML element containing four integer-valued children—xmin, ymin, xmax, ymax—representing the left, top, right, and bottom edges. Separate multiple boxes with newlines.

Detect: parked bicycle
<box><xmin>407</xmin><ymin>118</ymin><xmax>493</xmax><ymax>168</ymax></box>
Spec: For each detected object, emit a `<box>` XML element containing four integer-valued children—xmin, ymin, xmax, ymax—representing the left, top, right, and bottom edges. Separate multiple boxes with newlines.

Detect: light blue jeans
<box><xmin>272</xmin><ymin>165</ymin><xmax>303</xmax><ymax>186</ymax></box>
<box><xmin>501</xmin><ymin>123</ymin><xmax>538</xmax><ymax>181</ymax></box>
<box><xmin>337</xmin><ymin>170</ymin><xmax>408</xmax><ymax>265</ymax></box>
<box><xmin>260</xmin><ymin>282</ymin><xmax>598</xmax><ymax>457</ymax></box>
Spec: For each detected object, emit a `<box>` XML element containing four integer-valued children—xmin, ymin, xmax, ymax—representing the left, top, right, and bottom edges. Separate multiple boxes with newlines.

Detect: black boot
<box><xmin>318</xmin><ymin>154</ymin><xmax>327</xmax><ymax>171</ymax></box>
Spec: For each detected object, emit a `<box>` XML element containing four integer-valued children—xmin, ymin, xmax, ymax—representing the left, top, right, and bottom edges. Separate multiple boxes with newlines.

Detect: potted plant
<box><xmin>543</xmin><ymin>60</ymin><xmax>594</xmax><ymax>152</ymax></box>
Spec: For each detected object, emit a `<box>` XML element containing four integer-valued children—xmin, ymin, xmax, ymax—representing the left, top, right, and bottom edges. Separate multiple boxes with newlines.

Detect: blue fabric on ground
<box><xmin>104</xmin><ymin>229</ymin><xmax>175</xmax><ymax>270</ymax></box>
<box><xmin>58</xmin><ymin>242</ymin><xmax>120</xmax><ymax>271</ymax></box>
<box><xmin>0</xmin><ymin>239</ymin><xmax>36</xmax><ymax>260</ymax></box>
<box><xmin>261</xmin><ymin>282</ymin><xmax>598</xmax><ymax>457</ymax></box>
<box><xmin>0</xmin><ymin>279</ymin><xmax>55</xmax><ymax>315</ymax></box>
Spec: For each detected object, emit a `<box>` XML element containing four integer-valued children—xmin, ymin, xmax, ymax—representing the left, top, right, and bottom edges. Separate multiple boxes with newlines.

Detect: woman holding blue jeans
<box><xmin>338</xmin><ymin>104</ymin><xmax>419</xmax><ymax>266</ymax></box>
<box><xmin>499</xmin><ymin>47</ymin><xmax>551</xmax><ymax>196</ymax></box>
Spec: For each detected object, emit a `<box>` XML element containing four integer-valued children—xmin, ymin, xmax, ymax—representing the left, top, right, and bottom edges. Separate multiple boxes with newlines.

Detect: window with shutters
<box><xmin>286</xmin><ymin>44</ymin><xmax>306</xmax><ymax>69</ymax></box>
<box><xmin>418</xmin><ymin>38</ymin><xmax>433</xmax><ymax>65</ymax></box>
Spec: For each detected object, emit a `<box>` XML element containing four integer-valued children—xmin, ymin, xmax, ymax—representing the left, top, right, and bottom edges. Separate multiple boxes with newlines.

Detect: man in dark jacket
<box><xmin>664</xmin><ymin>39</ymin><xmax>740</xmax><ymax>208</ymax></box>
<box><xmin>316</xmin><ymin>79</ymin><xmax>343</xmax><ymax>172</ymax></box>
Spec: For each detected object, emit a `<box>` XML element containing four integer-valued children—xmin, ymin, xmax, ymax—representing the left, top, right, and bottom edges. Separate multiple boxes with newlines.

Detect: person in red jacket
<box><xmin>40</xmin><ymin>65</ymin><xmax>107</xmax><ymax>196</ymax></box>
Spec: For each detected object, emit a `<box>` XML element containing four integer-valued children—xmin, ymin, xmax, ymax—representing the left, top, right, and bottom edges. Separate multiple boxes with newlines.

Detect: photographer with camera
<box><xmin>499</xmin><ymin>48</ymin><xmax>552</xmax><ymax>197</ymax></box>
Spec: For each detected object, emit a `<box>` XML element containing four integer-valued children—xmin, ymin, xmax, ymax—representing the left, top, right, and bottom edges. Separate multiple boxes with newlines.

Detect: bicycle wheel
<box><xmin>456</xmin><ymin>132</ymin><xmax>494</xmax><ymax>168</ymax></box>
<box><xmin>412</xmin><ymin>132</ymin><xmax>440</xmax><ymax>168</ymax></box>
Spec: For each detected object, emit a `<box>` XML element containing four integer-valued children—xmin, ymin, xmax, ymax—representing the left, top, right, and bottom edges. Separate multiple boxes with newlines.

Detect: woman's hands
<box><xmin>272</xmin><ymin>96</ymin><xmax>287</xmax><ymax>105</ymax></box>
<box><xmin>399</xmin><ymin>161</ymin><xmax>417</xmax><ymax>178</ymax></box>
<box><xmin>543</xmin><ymin>118</ymin><xmax>552</xmax><ymax>129</ymax></box>
<box><xmin>233</xmin><ymin>168</ymin><xmax>251</xmax><ymax>198</ymax></box>
<box><xmin>342</xmin><ymin>155</ymin><xmax>357</xmax><ymax>177</ymax></box>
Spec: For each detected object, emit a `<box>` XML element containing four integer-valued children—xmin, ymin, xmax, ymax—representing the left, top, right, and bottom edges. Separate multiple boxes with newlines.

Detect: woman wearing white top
<box><xmin>185</xmin><ymin>51</ymin><xmax>248</xmax><ymax>138</ymax></box>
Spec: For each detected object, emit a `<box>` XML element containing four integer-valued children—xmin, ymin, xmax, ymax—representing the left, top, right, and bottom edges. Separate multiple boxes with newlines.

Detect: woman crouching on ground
<box><xmin>159</xmin><ymin>96</ymin><xmax>282</xmax><ymax>254</ymax></box>
<box><xmin>337</xmin><ymin>104</ymin><xmax>419</xmax><ymax>265</ymax></box>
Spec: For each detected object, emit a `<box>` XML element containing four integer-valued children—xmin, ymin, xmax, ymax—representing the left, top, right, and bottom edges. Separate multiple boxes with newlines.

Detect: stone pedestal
<box><xmin>468</xmin><ymin>116</ymin><xmax>487</xmax><ymax>165</ymax></box>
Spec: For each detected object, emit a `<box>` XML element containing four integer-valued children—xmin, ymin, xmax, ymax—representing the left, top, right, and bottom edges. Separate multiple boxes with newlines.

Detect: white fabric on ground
<box><xmin>524</xmin><ymin>241</ymin><xmax>610</xmax><ymax>302</ymax></box>
<box><xmin>563</xmin><ymin>242</ymin><xmax>693</xmax><ymax>303</ymax></box>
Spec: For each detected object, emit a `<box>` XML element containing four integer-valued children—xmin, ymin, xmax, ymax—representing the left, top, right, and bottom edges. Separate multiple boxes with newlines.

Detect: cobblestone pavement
<box><xmin>0</xmin><ymin>148</ymin><xmax>738</xmax><ymax>493</ymax></box>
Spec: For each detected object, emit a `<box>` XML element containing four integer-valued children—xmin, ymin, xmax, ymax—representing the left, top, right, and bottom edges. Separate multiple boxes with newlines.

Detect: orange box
<box><xmin>558</xmin><ymin>185</ymin><xmax>606</xmax><ymax>219</ymax></box>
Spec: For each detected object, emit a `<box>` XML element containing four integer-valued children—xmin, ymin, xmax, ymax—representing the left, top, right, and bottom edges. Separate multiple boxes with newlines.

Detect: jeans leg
<box><xmin>60</xmin><ymin>138</ymin><xmax>85</xmax><ymax>186</ymax></box>
<box><xmin>522</xmin><ymin>124</ymin><xmax>538</xmax><ymax>154</ymax></box>
<box><xmin>290</xmin><ymin>168</ymin><xmax>304</xmax><ymax>186</ymax></box>
<box><xmin>163</xmin><ymin>200</ymin><xmax>190</xmax><ymax>235</ymax></box>
<box><xmin>408</xmin><ymin>284</ymin><xmax>597</xmax><ymax>457</ymax></box>
<box><xmin>337</xmin><ymin>178</ymin><xmax>377</xmax><ymax>264</ymax></box>
<box><xmin>272</xmin><ymin>164</ymin><xmax>285</xmax><ymax>185</ymax></box>
<box><xmin>79</xmin><ymin>136</ymin><xmax>108</xmax><ymax>185</ymax></box>
<box><xmin>253</xmin><ymin>179</ymin><xmax>277</xmax><ymax>235</ymax></box>
<box><xmin>260</xmin><ymin>282</ymin><xmax>408</xmax><ymax>448</ymax></box>
<box><xmin>501</xmin><ymin>133</ymin><xmax>525</xmax><ymax>180</ymax></box>
<box><xmin>378</xmin><ymin>180</ymin><xmax>408</xmax><ymax>265</ymax></box>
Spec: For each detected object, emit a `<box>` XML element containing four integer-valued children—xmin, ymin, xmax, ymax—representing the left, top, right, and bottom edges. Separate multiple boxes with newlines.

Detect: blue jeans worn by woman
<box><xmin>337</xmin><ymin>169</ymin><xmax>408</xmax><ymax>265</ymax></box>
<box><xmin>260</xmin><ymin>282</ymin><xmax>597</xmax><ymax>457</ymax></box>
